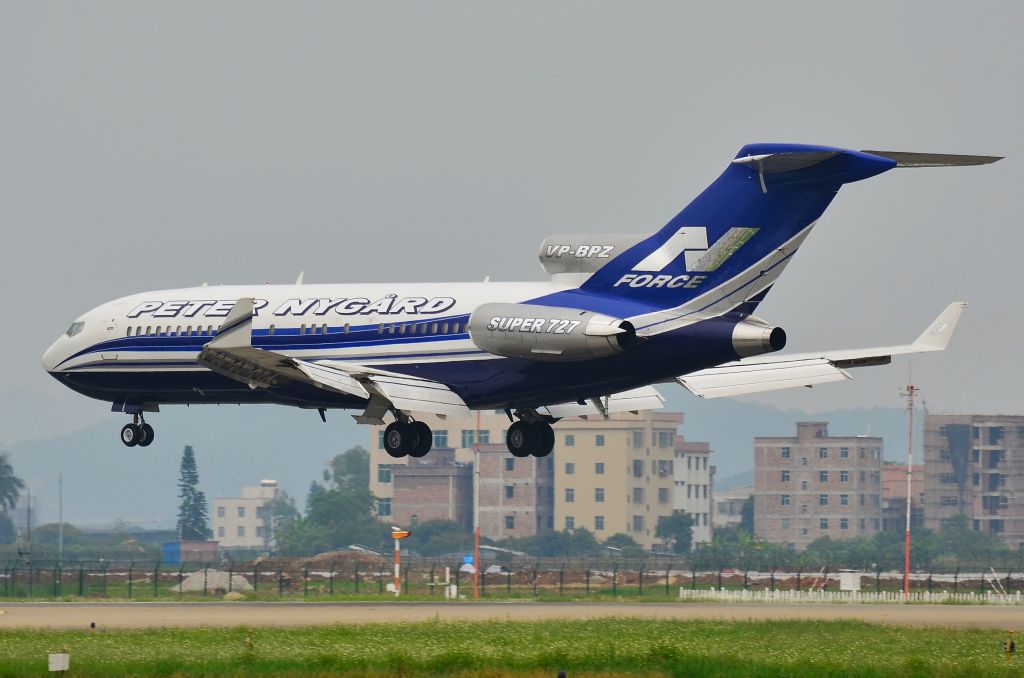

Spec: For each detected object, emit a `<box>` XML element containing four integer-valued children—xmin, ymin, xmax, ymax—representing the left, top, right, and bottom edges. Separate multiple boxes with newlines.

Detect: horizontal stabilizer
<box><xmin>861</xmin><ymin>150</ymin><xmax>1003</xmax><ymax>167</ymax></box>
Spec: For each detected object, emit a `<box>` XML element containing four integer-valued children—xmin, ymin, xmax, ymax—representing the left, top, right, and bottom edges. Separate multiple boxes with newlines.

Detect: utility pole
<box><xmin>26</xmin><ymin>487</ymin><xmax>31</xmax><ymax>544</ymax></box>
<box><xmin>900</xmin><ymin>379</ymin><xmax>918</xmax><ymax>602</ymax></box>
<box><xmin>473</xmin><ymin>410</ymin><xmax>481</xmax><ymax>600</ymax></box>
<box><xmin>58</xmin><ymin>474</ymin><xmax>64</xmax><ymax>561</ymax></box>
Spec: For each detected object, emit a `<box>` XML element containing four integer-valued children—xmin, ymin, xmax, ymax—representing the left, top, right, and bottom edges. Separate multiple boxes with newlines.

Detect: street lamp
<box><xmin>391</xmin><ymin>526</ymin><xmax>411</xmax><ymax>596</ymax></box>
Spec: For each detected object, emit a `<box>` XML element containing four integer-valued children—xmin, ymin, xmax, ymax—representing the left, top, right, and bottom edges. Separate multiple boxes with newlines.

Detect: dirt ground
<box><xmin>0</xmin><ymin>601</ymin><xmax>1020</xmax><ymax>630</ymax></box>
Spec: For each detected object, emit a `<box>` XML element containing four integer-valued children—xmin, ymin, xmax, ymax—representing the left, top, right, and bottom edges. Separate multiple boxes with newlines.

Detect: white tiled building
<box><xmin>673</xmin><ymin>437</ymin><xmax>714</xmax><ymax>545</ymax></box>
<box><xmin>212</xmin><ymin>480</ymin><xmax>279</xmax><ymax>550</ymax></box>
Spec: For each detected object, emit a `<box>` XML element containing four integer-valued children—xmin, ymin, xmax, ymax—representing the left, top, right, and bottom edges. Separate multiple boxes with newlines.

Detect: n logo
<box><xmin>633</xmin><ymin>227</ymin><xmax>758</xmax><ymax>272</ymax></box>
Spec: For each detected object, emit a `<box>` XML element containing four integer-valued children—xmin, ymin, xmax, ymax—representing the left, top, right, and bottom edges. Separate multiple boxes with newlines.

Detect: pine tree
<box><xmin>176</xmin><ymin>445</ymin><xmax>210</xmax><ymax>541</ymax></box>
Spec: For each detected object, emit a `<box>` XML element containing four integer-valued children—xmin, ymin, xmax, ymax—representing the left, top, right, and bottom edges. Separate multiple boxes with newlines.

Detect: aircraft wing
<box><xmin>676</xmin><ymin>301</ymin><xmax>965</xmax><ymax>399</ymax></box>
<box><xmin>196</xmin><ymin>298</ymin><xmax>470</xmax><ymax>418</ymax></box>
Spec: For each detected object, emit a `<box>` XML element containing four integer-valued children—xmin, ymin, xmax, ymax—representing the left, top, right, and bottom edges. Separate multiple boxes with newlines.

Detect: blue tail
<box><xmin>530</xmin><ymin>144</ymin><xmax>897</xmax><ymax>320</ymax></box>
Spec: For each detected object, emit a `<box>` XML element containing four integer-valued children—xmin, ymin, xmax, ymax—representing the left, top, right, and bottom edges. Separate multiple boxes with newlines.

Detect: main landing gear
<box><xmin>505</xmin><ymin>411</ymin><xmax>555</xmax><ymax>458</ymax></box>
<box><xmin>120</xmin><ymin>414</ymin><xmax>155</xmax><ymax>448</ymax></box>
<box><xmin>382</xmin><ymin>419</ymin><xmax>433</xmax><ymax>459</ymax></box>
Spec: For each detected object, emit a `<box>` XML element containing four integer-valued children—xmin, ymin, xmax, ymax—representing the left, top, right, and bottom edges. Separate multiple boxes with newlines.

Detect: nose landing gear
<box><xmin>120</xmin><ymin>414</ymin><xmax>154</xmax><ymax>448</ymax></box>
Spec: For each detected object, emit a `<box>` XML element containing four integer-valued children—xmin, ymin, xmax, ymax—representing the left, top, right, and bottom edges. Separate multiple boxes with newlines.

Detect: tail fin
<box><xmin>531</xmin><ymin>144</ymin><xmax>998</xmax><ymax>335</ymax></box>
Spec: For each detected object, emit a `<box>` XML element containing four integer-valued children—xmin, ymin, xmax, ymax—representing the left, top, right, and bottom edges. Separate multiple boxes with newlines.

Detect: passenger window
<box><xmin>431</xmin><ymin>323</ymin><xmax>438</xmax><ymax>334</ymax></box>
<box><xmin>145</xmin><ymin>326</ymin><xmax>152</xmax><ymax>335</ymax></box>
<box><xmin>398</xmin><ymin>324</ymin><xmax>407</xmax><ymax>335</ymax></box>
<box><xmin>186</xmin><ymin>326</ymin><xmax>192</xmax><ymax>336</ymax></box>
<box><xmin>322</xmin><ymin>323</ymin><xmax>327</xmax><ymax>335</ymax></box>
<box><xmin>441</xmin><ymin>322</ymin><xmax>449</xmax><ymax>333</ymax></box>
<box><xmin>156</xmin><ymin>326</ymin><xmax>162</xmax><ymax>335</ymax></box>
<box><xmin>386</xmin><ymin>324</ymin><xmax>395</xmax><ymax>334</ymax></box>
<box><xmin>176</xmin><ymin>326</ymin><xmax>182</xmax><ymax>335</ymax></box>
<box><xmin>344</xmin><ymin>323</ymin><xmax>350</xmax><ymax>334</ymax></box>
<box><xmin>268</xmin><ymin>324</ymin><xmax>275</xmax><ymax>336</ymax></box>
<box><xmin>377</xmin><ymin>323</ymin><xmax>384</xmax><ymax>334</ymax></box>
<box><xmin>300</xmin><ymin>324</ymin><xmax>306</xmax><ymax>335</ymax></box>
<box><xmin>126</xmin><ymin>328</ymin><xmax>132</xmax><ymax>337</ymax></box>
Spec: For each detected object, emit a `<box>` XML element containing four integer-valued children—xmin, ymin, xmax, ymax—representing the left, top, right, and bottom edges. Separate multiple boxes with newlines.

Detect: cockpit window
<box><xmin>66</xmin><ymin>322</ymin><xmax>85</xmax><ymax>337</ymax></box>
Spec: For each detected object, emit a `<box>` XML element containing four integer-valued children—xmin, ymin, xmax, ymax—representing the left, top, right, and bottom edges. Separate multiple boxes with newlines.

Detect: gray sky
<box><xmin>2</xmin><ymin>1</ymin><xmax>1021</xmax><ymax>445</ymax></box>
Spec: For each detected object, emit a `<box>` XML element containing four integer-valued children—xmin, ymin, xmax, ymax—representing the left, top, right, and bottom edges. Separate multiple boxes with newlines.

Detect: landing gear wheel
<box><xmin>383</xmin><ymin>422</ymin><xmax>412</xmax><ymax>458</ymax></box>
<box><xmin>138</xmin><ymin>423</ymin><xmax>155</xmax><ymax>447</ymax></box>
<box><xmin>408</xmin><ymin>421</ymin><xmax>432</xmax><ymax>458</ymax></box>
<box><xmin>120</xmin><ymin>423</ymin><xmax>141</xmax><ymax>447</ymax></box>
<box><xmin>532</xmin><ymin>422</ymin><xmax>555</xmax><ymax>458</ymax></box>
<box><xmin>506</xmin><ymin>421</ymin><xmax>537</xmax><ymax>458</ymax></box>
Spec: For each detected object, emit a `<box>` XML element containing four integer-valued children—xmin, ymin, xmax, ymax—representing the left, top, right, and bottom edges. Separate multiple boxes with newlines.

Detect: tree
<box><xmin>329</xmin><ymin>446</ymin><xmax>370</xmax><ymax>489</ymax></box>
<box><xmin>656</xmin><ymin>510</ymin><xmax>695</xmax><ymax>554</ymax></box>
<box><xmin>739</xmin><ymin>495</ymin><xmax>754</xmax><ymax>534</ymax></box>
<box><xmin>176</xmin><ymin>445</ymin><xmax>210</xmax><ymax>541</ymax></box>
<box><xmin>603</xmin><ymin>533</ymin><xmax>644</xmax><ymax>557</ymax></box>
<box><xmin>407</xmin><ymin>520</ymin><xmax>472</xmax><ymax>556</ymax></box>
<box><xmin>304</xmin><ymin>481</ymin><xmax>325</xmax><ymax>516</ymax></box>
<box><xmin>0</xmin><ymin>452</ymin><xmax>25</xmax><ymax>513</ymax></box>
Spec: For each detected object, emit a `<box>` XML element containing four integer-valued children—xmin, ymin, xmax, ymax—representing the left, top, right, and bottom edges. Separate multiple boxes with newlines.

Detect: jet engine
<box><xmin>731</xmin><ymin>317</ymin><xmax>787</xmax><ymax>357</ymax></box>
<box><xmin>468</xmin><ymin>302</ymin><xmax>638</xmax><ymax>361</ymax></box>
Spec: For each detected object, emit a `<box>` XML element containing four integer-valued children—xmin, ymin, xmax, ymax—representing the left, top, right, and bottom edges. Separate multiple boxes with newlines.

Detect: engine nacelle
<box><xmin>732</xmin><ymin>318</ymin><xmax>787</xmax><ymax>357</ymax></box>
<box><xmin>469</xmin><ymin>302</ymin><xmax>638</xmax><ymax>361</ymax></box>
<box><xmin>538</xmin><ymin>233</ymin><xmax>647</xmax><ymax>277</ymax></box>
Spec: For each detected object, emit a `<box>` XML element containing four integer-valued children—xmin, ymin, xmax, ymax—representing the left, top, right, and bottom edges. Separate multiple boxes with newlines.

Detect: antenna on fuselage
<box><xmin>295</xmin><ymin>271</ymin><xmax>305</xmax><ymax>285</ymax></box>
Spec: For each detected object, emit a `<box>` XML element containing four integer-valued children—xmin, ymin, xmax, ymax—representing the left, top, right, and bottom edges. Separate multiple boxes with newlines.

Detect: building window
<box><xmin>595</xmin><ymin>516</ymin><xmax>605</xmax><ymax>531</ymax></box>
<box><xmin>840</xmin><ymin>518</ymin><xmax>849</xmax><ymax>530</ymax></box>
<box><xmin>237</xmin><ymin>526</ymin><xmax>245</xmax><ymax>537</ymax></box>
<box><xmin>565</xmin><ymin>488</ymin><xmax>575</xmax><ymax>503</ymax></box>
<box><xmin>658</xmin><ymin>431</ymin><xmax>674</xmax><ymax>447</ymax></box>
<box><xmin>781</xmin><ymin>470</ymin><xmax>791</xmax><ymax>482</ymax></box>
<box><xmin>801</xmin><ymin>457</ymin><xmax>808</xmax><ymax>466</ymax></box>
<box><xmin>632</xmin><ymin>431</ymin><xmax>644</xmax><ymax>448</ymax></box>
<box><xmin>595</xmin><ymin>462</ymin><xmax>605</xmax><ymax>475</ymax></box>
<box><xmin>860</xmin><ymin>471</ymin><xmax>866</xmax><ymax>483</ymax></box>
<box><xmin>237</xmin><ymin>506</ymin><xmax>246</xmax><ymax>518</ymax></box>
<box><xmin>378</xmin><ymin>466</ymin><xmax>392</xmax><ymax>483</ymax></box>
<box><xmin>819</xmin><ymin>470</ymin><xmax>829</xmax><ymax>483</ymax></box>
<box><xmin>217</xmin><ymin>527</ymin><xmax>225</xmax><ymax>538</ymax></box>
<box><xmin>505</xmin><ymin>485</ymin><xmax>515</xmax><ymax>499</ymax></box>
<box><xmin>940</xmin><ymin>496</ymin><xmax>958</xmax><ymax>507</ymax></box>
<box><xmin>819</xmin><ymin>494</ymin><xmax>828</xmax><ymax>506</ymax></box>
<box><xmin>840</xmin><ymin>447</ymin><xmax>849</xmax><ymax>459</ymax></box>
<box><xmin>595</xmin><ymin>488</ymin><xmax>605</xmax><ymax>502</ymax></box>
<box><xmin>505</xmin><ymin>515</ymin><xmax>515</xmax><ymax>530</ymax></box>
<box><xmin>840</xmin><ymin>470</ymin><xmax>849</xmax><ymax>483</ymax></box>
<box><xmin>632</xmin><ymin>487</ymin><xmax>644</xmax><ymax>504</ymax></box>
<box><xmin>940</xmin><ymin>473</ymin><xmax>957</xmax><ymax>485</ymax></box>
<box><xmin>505</xmin><ymin>458</ymin><xmax>515</xmax><ymax>471</ymax></box>
<box><xmin>596</xmin><ymin>434</ymin><xmax>605</xmax><ymax>447</ymax></box>
<box><xmin>217</xmin><ymin>506</ymin><xmax>225</xmax><ymax>518</ymax></box>
<box><xmin>820</xmin><ymin>518</ymin><xmax>828</xmax><ymax>530</ymax></box>
<box><xmin>781</xmin><ymin>519</ymin><xmax>790</xmax><ymax>530</ymax></box>
<box><xmin>800</xmin><ymin>480</ymin><xmax>808</xmax><ymax>491</ymax></box>
<box><xmin>632</xmin><ymin>515</ymin><xmax>644</xmax><ymax>532</ymax></box>
<box><xmin>565</xmin><ymin>516</ymin><xmax>575</xmax><ymax>530</ymax></box>
<box><xmin>780</xmin><ymin>495</ymin><xmax>791</xmax><ymax>506</ymax></box>
<box><xmin>377</xmin><ymin>498</ymin><xmax>392</xmax><ymax>516</ymax></box>
<box><xmin>461</xmin><ymin>430</ymin><xmax>474</xmax><ymax>448</ymax></box>
<box><xmin>433</xmin><ymin>429</ymin><xmax>448</xmax><ymax>448</ymax></box>
<box><xmin>658</xmin><ymin>487</ymin><xmax>670</xmax><ymax>503</ymax></box>
<box><xmin>256</xmin><ymin>526</ymin><xmax>265</xmax><ymax>537</ymax></box>
<box><xmin>565</xmin><ymin>462</ymin><xmax>575</xmax><ymax>475</ymax></box>
<box><xmin>256</xmin><ymin>506</ymin><xmax>266</xmax><ymax>519</ymax></box>
<box><xmin>780</xmin><ymin>446</ymin><xmax>791</xmax><ymax>459</ymax></box>
<box><xmin>566</xmin><ymin>434</ymin><xmax>575</xmax><ymax>447</ymax></box>
<box><xmin>632</xmin><ymin>460</ymin><xmax>643</xmax><ymax>477</ymax></box>
<box><xmin>377</xmin><ymin>431</ymin><xmax>385</xmax><ymax>449</ymax></box>
<box><xmin>819</xmin><ymin>447</ymin><xmax>828</xmax><ymax>459</ymax></box>
<box><xmin>840</xmin><ymin>494</ymin><xmax>849</xmax><ymax>506</ymax></box>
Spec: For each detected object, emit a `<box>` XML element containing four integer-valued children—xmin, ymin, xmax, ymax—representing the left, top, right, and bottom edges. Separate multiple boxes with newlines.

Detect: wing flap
<box><xmin>541</xmin><ymin>386</ymin><xmax>665</xmax><ymax>418</ymax></box>
<box><xmin>678</xmin><ymin>359</ymin><xmax>850</xmax><ymax>399</ymax></box>
<box><xmin>367</xmin><ymin>373</ymin><xmax>471</xmax><ymax>416</ymax></box>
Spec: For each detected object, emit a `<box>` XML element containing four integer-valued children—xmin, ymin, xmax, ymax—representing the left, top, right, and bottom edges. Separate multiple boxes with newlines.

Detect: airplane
<box><xmin>42</xmin><ymin>143</ymin><xmax>1000</xmax><ymax>458</ymax></box>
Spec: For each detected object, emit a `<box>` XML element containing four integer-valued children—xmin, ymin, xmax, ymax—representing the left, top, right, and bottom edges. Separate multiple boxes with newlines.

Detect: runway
<box><xmin>0</xmin><ymin>601</ymin><xmax>1020</xmax><ymax>630</ymax></box>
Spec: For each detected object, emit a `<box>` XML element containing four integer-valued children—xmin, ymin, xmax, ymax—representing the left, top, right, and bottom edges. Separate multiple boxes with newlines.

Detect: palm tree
<box><xmin>0</xmin><ymin>452</ymin><xmax>25</xmax><ymax>512</ymax></box>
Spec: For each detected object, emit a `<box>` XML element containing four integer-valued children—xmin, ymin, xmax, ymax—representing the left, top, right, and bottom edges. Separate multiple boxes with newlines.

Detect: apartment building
<box><xmin>674</xmin><ymin>437</ymin><xmax>713</xmax><ymax>544</ymax></box>
<box><xmin>390</xmin><ymin>449</ymin><xmax>473</xmax><ymax>530</ymax></box>
<box><xmin>212</xmin><ymin>480</ymin><xmax>279</xmax><ymax>549</ymax></box>
<box><xmin>754</xmin><ymin>422</ymin><xmax>883</xmax><ymax>549</ymax></box>
<box><xmin>477</xmin><ymin>443</ymin><xmax>555</xmax><ymax>540</ymax></box>
<box><xmin>922</xmin><ymin>414</ymin><xmax>1024</xmax><ymax>547</ymax></box>
<box><xmin>713</xmin><ymin>484</ymin><xmax>753</xmax><ymax>530</ymax></box>
<box><xmin>881</xmin><ymin>464</ymin><xmax>924</xmax><ymax>532</ymax></box>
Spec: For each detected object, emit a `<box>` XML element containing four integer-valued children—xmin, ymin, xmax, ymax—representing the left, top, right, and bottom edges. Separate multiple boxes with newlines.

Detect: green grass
<box><xmin>0</xmin><ymin>618</ymin><xmax>1018</xmax><ymax>677</ymax></box>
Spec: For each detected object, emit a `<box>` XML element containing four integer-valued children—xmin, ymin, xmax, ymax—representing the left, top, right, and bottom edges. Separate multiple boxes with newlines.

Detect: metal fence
<box><xmin>2</xmin><ymin>557</ymin><xmax>1022</xmax><ymax>600</ymax></box>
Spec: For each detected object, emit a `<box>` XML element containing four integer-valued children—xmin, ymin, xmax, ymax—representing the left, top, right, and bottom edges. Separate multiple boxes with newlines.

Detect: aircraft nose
<box><xmin>42</xmin><ymin>337</ymin><xmax>64</xmax><ymax>373</ymax></box>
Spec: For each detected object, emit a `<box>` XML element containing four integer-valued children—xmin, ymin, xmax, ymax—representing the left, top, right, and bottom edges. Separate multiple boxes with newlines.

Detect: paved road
<box><xmin>0</xmin><ymin>601</ymin><xmax>1020</xmax><ymax>630</ymax></box>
